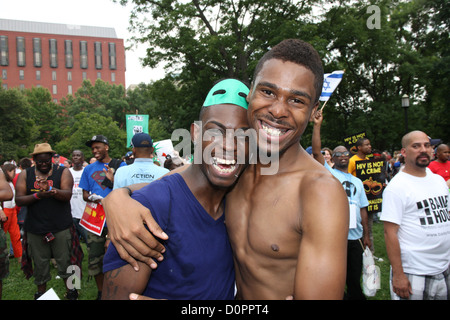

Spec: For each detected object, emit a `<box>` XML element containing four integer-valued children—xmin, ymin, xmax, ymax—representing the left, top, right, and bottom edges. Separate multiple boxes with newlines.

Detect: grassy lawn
<box><xmin>2</xmin><ymin>241</ymin><xmax>98</xmax><ymax>300</ymax></box>
<box><xmin>2</xmin><ymin>221</ymin><xmax>392</xmax><ymax>300</ymax></box>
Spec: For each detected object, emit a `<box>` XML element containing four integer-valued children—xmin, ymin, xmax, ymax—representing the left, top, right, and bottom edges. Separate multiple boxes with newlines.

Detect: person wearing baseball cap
<box><xmin>113</xmin><ymin>133</ymin><xmax>169</xmax><ymax>190</ymax></box>
<box><xmin>79</xmin><ymin>135</ymin><xmax>126</xmax><ymax>300</ymax></box>
<box><xmin>85</xmin><ymin>135</ymin><xmax>109</xmax><ymax>147</ymax></box>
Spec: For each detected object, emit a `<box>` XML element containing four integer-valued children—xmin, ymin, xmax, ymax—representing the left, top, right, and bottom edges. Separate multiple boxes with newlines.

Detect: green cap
<box><xmin>202</xmin><ymin>79</ymin><xmax>249</xmax><ymax>110</ymax></box>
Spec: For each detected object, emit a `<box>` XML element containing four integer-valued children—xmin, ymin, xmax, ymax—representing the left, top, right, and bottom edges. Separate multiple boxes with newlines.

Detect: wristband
<box><xmin>33</xmin><ymin>193</ymin><xmax>40</xmax><ymax>200</ymax></box>
<box><xmin>123</xmin><ymin>186</ymin><xmax>133</xmax><ymax>196</ymax></box>
<box><xmin>49</xmin><ymin>186</ymin><xmax>52</xmax><ymax>191</ymax></box>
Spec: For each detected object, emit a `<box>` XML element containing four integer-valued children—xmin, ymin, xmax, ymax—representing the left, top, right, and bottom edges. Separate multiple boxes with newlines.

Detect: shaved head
<box><xmin>401</xmin><ymin>130</ymin><xmax>428</xmax><ymax>148</ymax></box>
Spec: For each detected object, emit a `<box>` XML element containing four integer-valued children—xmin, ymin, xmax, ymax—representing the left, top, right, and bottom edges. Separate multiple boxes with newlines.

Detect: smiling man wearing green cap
<box><xmin>102</xmin><ymin>78</ymin><xmax>250</xmax><ymax>299</ymax></box>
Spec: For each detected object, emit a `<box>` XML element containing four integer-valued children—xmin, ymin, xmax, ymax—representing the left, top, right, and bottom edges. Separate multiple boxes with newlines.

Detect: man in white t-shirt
<box><xmin>69</xmin><ymin>150</ymin><xmax>87</xmax><ymax>243</ymax></box>
<box><xmin>381</xmin><ymin>130</ymin><xmax>450</xmax><ymax>300</ymax></box>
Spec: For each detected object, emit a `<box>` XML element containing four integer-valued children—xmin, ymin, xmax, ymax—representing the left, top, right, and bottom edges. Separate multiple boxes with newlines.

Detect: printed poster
<box><xmin>355</xmin><ymin>159</ymin><xmax>386</xmax><ymax>214</ymax></box>
<box><xmin>126</xmin><ymin>114</ymin><xmax>149</xmax><ymax>147</ymax></box>
<box><xmin>80</xmin><ymin>202</ymin><xmax>106</xmax><ymax>236</ymax></box>
<box><xmin>344</xmin><ymin>131</ymin><xmax>366</xmax><ymax>155</ymax></box>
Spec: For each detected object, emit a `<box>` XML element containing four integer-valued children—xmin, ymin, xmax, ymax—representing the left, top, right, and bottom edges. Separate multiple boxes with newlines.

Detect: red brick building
<box><xmin>0</xmin><ymin>18</ymin><xmax>125</xmax><ymax>102</ymax></box>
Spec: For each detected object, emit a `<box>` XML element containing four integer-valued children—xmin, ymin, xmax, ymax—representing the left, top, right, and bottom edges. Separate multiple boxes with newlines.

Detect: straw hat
<box><xmin>30</xmin><ymin>143</ymin><xmax>56</xmax><ymax>156</ymax></box>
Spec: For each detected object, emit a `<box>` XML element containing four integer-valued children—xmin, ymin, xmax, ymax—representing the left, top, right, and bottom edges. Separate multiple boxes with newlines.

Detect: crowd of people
<box><xmin>0</xmin><ymin>133</ymin><xmax>185</xmax><ymax>300</ymax></box>
<box><xmin>0</xmin><ymin>38</ymin><xmax>449</xmax><ymax>301</ymax></box>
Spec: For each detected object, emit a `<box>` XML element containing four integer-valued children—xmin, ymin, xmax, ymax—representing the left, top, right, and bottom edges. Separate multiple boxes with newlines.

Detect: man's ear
<box><xmin>190</xmin><ymin>122</ymin><xmax>201</xmax><ymax>145</ymax></box>
<box><xmin>246</xmin><ymin>83</ymin><xmax>254</xmax><ymax>103</ymax></box>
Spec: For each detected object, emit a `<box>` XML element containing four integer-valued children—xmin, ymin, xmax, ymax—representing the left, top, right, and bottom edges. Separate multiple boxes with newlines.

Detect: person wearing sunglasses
<box><xmin>312</xmin><ymin>109</ymin><xmax>370</xmax><ymax>299</ymax></box>
<box><xmin>15</xmin><ymin>143</ymin><xmax>79</xmax><ymax>300</ymax></box>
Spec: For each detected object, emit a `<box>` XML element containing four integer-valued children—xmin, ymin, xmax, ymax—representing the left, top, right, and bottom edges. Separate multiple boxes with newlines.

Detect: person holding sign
<box><xmin>79</xmin><ymin>135</ymin><xmax>126</xmax><ymax>300</ymax></box>
<box><xmin>312</xmin><ymin>110</ymin><xmax>370</xmax><ymax>299</ymax></box>
<box><xmin>348</xmin><ymin>137</ymin><xmax>372</xmax><ymax>177</ymax></box>
<box><xmin>15</xmin><ymin>143</ymin><xmax>78</xmax><ymax>300</ymax></box>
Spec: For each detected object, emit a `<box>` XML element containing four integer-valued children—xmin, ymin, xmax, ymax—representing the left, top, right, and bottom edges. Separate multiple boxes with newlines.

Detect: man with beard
<box><xmin>102</xmin><ymin>39</ymin><xmax>349</xmax><ymax>300</ymax></box>
<box><xmin>79</xmin><ymin>135</ymin><xmax>126</xmax><ymax>300</ymax></box>
<box><xmin>15</xmin><ymin>143</ymin><xmax>77</xmax><ymax>299</ymax></box>
<box><xmin>381</xmin><ymin>131</ymin><xmax>450</xmax><ymax>300</ymax></box>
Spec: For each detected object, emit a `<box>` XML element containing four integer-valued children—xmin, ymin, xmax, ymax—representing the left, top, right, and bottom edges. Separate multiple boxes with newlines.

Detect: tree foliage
<box><xmin>118</xmin><ymin>0</ymin><xmax>448</xmax><ymax>152</ymax></box>
<box><xmin>1</xmin><ymin>0</ymin><xmax>448</xmax><ymax>162</ymax></box>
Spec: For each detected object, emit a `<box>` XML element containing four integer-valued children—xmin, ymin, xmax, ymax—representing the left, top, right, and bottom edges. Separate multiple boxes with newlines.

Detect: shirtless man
<box><xmin>103</xmin><ymin>39</ymin><xmax>349</xmax><ymax>299</ymax></box>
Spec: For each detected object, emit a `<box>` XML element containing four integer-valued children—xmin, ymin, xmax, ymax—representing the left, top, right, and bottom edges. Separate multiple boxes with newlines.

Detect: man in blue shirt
<box><xmin>113</xmin><ymin>133</ymin><xmax>169</xmax><ymax>190</ymax></box>
<box><xmin>311</xmin><ymin>109</ymin><xmax>370</xmax><ymax>299</ymax></box>
<box><xmin>79</xmin><ymin>134</ymin><xmax>126</xmax><ymax>300</ymax></box>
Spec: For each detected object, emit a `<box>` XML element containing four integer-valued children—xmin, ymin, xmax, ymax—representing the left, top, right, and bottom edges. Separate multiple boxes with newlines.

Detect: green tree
<box><xmin>61</xmin><ymin>79</ymin><xmax>130</xmax><ymax>129</ymax></box>
<box><xmin>117</xmin><ymin>0</ymin><xmax>323</xmax><ymax>131</ymax></box>
<box><xmin>118</xmin><ymin>0</ymin><xmax>448</xmax><ymax>151</ymax></box>
<box><xmin>55</xmin><ymin>112</ymin><xmax>127</xmax><ymax>160</ymax></box>
<box><xmin>25</xmin><ymin>86</ymin><xmax>66</xmax><ymax>147</ymax></box>
<box><xmin>0</xmin><ymin>85</ymin><xmax>36</xmax><ymax>161</ymax></box>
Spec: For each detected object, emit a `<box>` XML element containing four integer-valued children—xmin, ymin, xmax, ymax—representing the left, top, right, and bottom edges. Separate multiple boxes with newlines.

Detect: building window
<box><xmin>2</xmin><ymin>69</ymin><xmax>6</xmax><ymax>80</ymax></box>
<box><xmin>68</xmin><ymin>85</ymin><xmax>72</xmax><ymax>95</ymax></box>
<box><xmin>80</xmin><ymin>41</ymin><xmax>88</xmax><ymax>69</ymax></box>
<box><xmin>16</xmin><ymin>37</ymin><xmax>26</xmax><ymax>67</ymax></box>
<box><xmin>0</xmin><ymin>36</ymin><xmax>9</xmax><ymax>66</ymax></box>
<box><xmin>52</xmin><ymin>84</ymin><xmax>57</xmax><ymax>95</ymax></box>
<box><xmin>97</xmin><ymin>72</ymin><xmax>101</xmax><ymax>79</ymax></box>
<box><xmin>52</xmin><ymin>71</ymin><xmax>57</xmax><ymax>81</ymax></box>
<box><xmin>65</xmin><ymin>40</ymin><xmax>73</xmax><ymax>68</ymax></box>
<box><xmin>67</xmin><ymin>71</ymin><xmax>72</xmax><ymax>81</ymax></box>
<box><xmin>2</xmin><ymin>84</ymin><xmax>7</xmax><ymax>89</ymax></box>
<box><xmin>94</xmin><ymin>41</ymin><xmax>102</xmax><ymax>69</ymax></box>
<box><xmin>49</xmin><ymin>39</ymin><xmax>58</xmax><ymax>68</ymax></box>
<box><xmin>33</xmin><ymin>38</ymin><xmax>42</xmax><ymax>67</ymax></box>
<box><xmin>19</xmin><ymin>84</ymin><xmax>25</xmax><ymax>90</ymax></box>
<box><xmin>108</xmin><ymin>43</ymin><xmax>116</xmax><ymax>70</ymax></box>
<box><xmin>19</xmin><ymin>69</ymin><xmax>24</xmax><ymax>80</ymax></box>
<box><xmin>36</xmin><ymin>70</ymin><xmax>41</xmax><ymax>80</ymax></box>
<box><xmin>82</xmin><ymin>71</ymin><xmax>87</xmax><ymax>80</ymax></box>
<box><xmin>111</xmin><ymin>72</ymin><xmax>116</xmax><ymax>82</ymax></box>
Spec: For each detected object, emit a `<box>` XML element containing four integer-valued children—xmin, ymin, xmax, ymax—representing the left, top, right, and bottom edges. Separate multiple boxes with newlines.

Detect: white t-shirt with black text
<box><xmin>380</xmin><ymin>170</ymin><xmax>450</xmax><ymax>275</ymax></box>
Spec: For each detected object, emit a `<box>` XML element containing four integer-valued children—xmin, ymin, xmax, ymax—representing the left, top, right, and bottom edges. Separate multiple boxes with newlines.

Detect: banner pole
<box><xmin>320</xmin><ymin>100</ymin><xmax>328</xmax><ymax>112</ymax></box>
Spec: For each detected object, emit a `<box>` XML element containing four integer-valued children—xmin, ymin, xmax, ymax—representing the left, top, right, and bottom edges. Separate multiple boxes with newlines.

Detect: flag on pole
<box><xmin>319</xmin><ymin>70</ymin><xmax>344</xmax><ymax>102</ymax></box>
